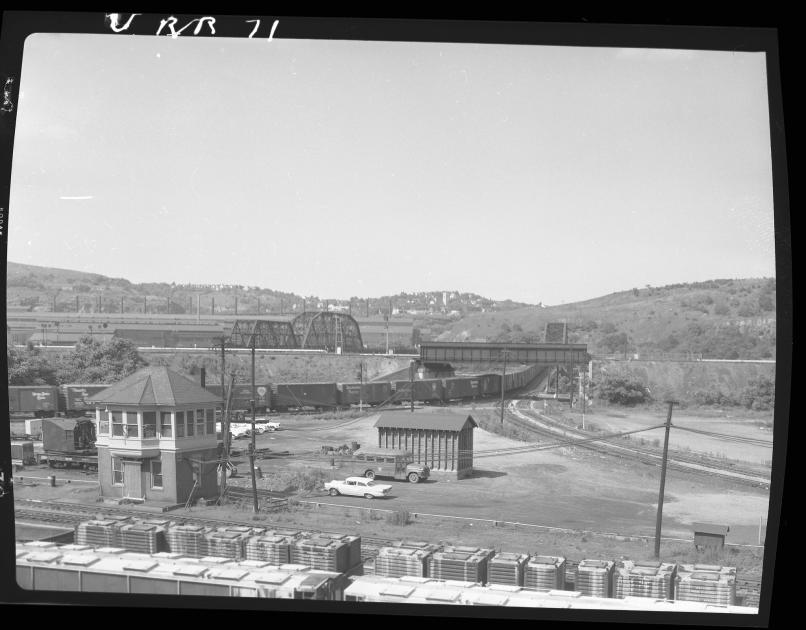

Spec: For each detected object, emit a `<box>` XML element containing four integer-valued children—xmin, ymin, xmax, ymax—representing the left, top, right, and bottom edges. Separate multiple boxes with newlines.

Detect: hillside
<box><xmin>5</xmin><ymin>262</ymin><xmax>530</xmax><ymax>318</ymax></box>
<box><xmin>6</xmin><ymin>263</ymin><xmax>776</xmax><ymax>360</ymax></box>
<box><xmin>431</xmin><ymin>279</ymin><xmax>776</xmax><ymax>360</ymax></box>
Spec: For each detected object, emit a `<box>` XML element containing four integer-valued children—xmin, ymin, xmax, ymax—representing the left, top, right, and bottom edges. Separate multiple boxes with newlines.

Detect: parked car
<box><xmin>324</xmin><ymin>477</ymin><xmax>392</xmax><ymax>499</ymax></box>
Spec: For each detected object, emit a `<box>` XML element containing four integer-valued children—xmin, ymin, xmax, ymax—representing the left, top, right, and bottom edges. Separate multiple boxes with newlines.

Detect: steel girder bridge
<box><xmin>228</xmin><ymin>319</ymin><xmax>298</xmax><ymax>349</ymax></box>
<box><xmin>228</xmin><ymin>312</ymin><xmax>364</xmax><ymax>352</ymax></box>
<box><xmin>291</xmin><ymin>311</ymin><xmax>364</xmax><ymax>352</ymax></box>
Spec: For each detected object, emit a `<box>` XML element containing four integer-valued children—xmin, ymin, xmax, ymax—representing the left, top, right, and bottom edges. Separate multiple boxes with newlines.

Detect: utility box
<box><xmin>693</xmin><ymin>523</ymin><xmax>729</xmax><ymax>550</ymax></box>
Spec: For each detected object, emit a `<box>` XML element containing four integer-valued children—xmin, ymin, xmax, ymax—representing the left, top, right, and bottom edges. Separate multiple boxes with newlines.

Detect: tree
<box><xmin>594</xmin><ymin>376</ymin><xmax>650</xmax><ymax>406</ymax></box>
<box><xmin>740</xmin><ymin>377</ymin><xmax>775</xmax><ymax>411</ymax></box>
<box><xmin>56</xmin><ymin>336</ymin><xmax>148</xmax><ymax>384</ymax></box>
<box><xmin>7</xmin><ymin>344</ymin><xmax>59</xmax><ymax>385</ymax></box>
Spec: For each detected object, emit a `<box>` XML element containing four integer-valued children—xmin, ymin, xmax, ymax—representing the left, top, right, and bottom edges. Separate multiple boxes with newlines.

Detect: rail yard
<box><xmin>8</xmin><ymin>339</ymin><xmax>772</xmax><ymax>615</ymax></box>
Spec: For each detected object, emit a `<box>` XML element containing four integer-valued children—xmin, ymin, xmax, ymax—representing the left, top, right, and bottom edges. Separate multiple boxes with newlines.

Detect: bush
<box><xmin>740</xmin><ymin>378</ymin><xmax>775</xmax><ymax>410</ymax></box>
<box><xmin>692</xmin><ymin>390</ymin><xmax>737</xmax><ymax>406</ymax></box>
<box><xmin>595</xmin><ymin>376</ymin><xmax>650</xmax><ymax>406</ymax></box>
<box><xmin>385</xmin><ymin>510</ymin><xmax>412</xmax><ymax>526</ymax></box>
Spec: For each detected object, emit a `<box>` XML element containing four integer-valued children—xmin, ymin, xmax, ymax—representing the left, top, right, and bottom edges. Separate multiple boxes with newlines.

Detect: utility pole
<box><xmin>359</xmin><ymin>362</ymin><xmax>364</xmax><ymax>412</ymax></box>
<box><xmin>120</xmin><ymin>296</ymin><xmax>124</xmax><ymax>314</ymax></box>
<box><xmin>500</xmin><ymin>350</ymin><xmax>510</xmax><ymax>424</ymax></box>
<box><xmin>212</xmin><ymin>297</ymin><xmax>215</xmax><ymax>315</ymax></box>
<box><xmin>410</xmin><ymin>360</ymin><xmax>415</xmax><ymax>413</ymax></box>
<box><xmin>76</xmin><ymin>295</ymin><xmax>79</xmax><ymax>312</ymax></box>
<box><xmin>248</xmin><ymin>333</ymin><xmax>259</xmax><ymax>513</ymax></box>
<box><xmin>654</xmin><ymin>400</ymin><xmax>677</xmax><ymax>558</ymax></box>
<box><xmin>197</xmin><ymin>294</ymin><xmax>200</xmax><ymax>322</ymax></box>
<box><xmin>257</xmin><ymin>296</ymin><xmax>261</xmax><ymax>315</ymax></box>
<box><xmin>143</xmin><ymin>296</ymin><xmax>147</xmax><ymax>314</ymax></box>
<box><xmin>580</xmin><ymin>370</ymin><xmax>587</xmax><ymax>430</ymax></box>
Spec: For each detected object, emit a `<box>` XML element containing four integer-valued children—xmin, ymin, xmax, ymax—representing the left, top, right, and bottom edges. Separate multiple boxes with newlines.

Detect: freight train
<box><xmin>7</xmin><ymin>363</ymin><xmax>543</xmax><ymax>418</ymax></box>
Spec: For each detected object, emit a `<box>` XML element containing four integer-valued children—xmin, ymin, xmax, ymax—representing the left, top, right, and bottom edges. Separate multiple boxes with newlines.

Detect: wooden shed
<box><xmin>373</xmin><ymin>411</ymin><xmax>477</xmax><ymax>479</ymax></box>
<box><xmin>693</xmin><ymin>523</ymin><xmax>730</xmax><ymax>550</ymax></box>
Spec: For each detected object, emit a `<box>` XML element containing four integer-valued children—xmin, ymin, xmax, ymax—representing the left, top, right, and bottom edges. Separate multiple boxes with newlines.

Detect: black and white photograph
<box><xmin>0</xmin><ymin>11</ymin><xmax>790</xmax><ymax>624</ymax></box>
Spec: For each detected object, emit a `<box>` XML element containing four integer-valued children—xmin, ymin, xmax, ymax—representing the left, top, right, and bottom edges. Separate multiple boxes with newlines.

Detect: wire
<box><xmin>670</xmin><ymin>424</ymin><xmax>772</xmax><ymax>447</ymax></box>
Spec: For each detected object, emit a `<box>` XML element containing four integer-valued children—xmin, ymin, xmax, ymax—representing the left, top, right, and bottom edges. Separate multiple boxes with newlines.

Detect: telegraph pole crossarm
<box><xmin>654</xmin><ymin>399</ymin><xmax>677</xmax><ymax>558</ymax></box>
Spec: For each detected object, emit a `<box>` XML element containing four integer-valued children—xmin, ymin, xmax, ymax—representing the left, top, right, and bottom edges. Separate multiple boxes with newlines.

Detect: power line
<box><xmin>671</xmin><ymin>424</ymin><xmax>772</xmax><ymax>447</ymax></box>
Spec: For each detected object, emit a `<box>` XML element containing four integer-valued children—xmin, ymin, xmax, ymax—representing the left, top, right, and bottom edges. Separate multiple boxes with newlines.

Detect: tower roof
<box><xmin>88</xmin><ymin>366</ymin><xmax>220</xmax><ymax>407</ymax></box>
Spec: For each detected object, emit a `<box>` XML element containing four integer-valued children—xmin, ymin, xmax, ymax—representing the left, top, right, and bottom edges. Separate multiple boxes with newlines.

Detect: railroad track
<box><xmin>485</xmin><ymin>401</ymin><xmax>771</xmax><ymax>490</ymax></box>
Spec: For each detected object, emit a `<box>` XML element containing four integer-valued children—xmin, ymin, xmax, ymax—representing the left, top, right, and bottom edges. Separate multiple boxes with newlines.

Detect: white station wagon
<box><xmin>324</xmin><ymin>477</ymin><xmax>392</xmax><ymax>499</ymax></box>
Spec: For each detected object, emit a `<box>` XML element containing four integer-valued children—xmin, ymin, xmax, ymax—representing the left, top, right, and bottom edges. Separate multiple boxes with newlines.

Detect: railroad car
<box><xmin>41</xmin><ymin>417</ymin><xmax>98</xmax><ymax>470</ymax></box>
<box><xmin>8</xmin><ymin>385</ymin><xmax>60</xmax><ymax>417</ymax></box>
<box><xmin>59</xmin><ymin>384</ymin><xmax>111</xmax><ymax>417</ymax></box>
<box><xmin>392</xmin><ymin>378</ymin><xmax>444</xmax><ymax>404</ymax></box>
<box><xmin>11</xmin><ymin>441</ymin><xmax>36</xmax><ymax>465</ymax></box>
<box><xmin>441</xmin><ymin>376</ymin><xmax>480</xmax><ymax>402</ymax></box>
<box><xmin>206</xmin><ymin>383</ymin><xmax>271</xmax><ymax>412</ymax></box>
<box><xmin>272</xmin><ymin>382</ymin><xmax>341</xmax><ymax>412</ymax></box>
<box><xmin>337</xmin><ymin>381</ymin><xmax>393</xmax><ymax>407</ymax></box>
<box><xmin>15</xmin><ymin>544</ymin><xmax>345</xmax><ymax>600</ymax></box>
<box><xmin>477</xmin><ymin>373</ymin><xmax>502</xmax><ymax>397</ymax></box>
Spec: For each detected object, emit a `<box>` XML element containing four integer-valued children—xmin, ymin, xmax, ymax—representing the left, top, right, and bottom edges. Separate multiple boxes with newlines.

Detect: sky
<box><xmin>7</xmin><ymin>33</ymin><xmax>776</xmax><ymax>305</ymax></box>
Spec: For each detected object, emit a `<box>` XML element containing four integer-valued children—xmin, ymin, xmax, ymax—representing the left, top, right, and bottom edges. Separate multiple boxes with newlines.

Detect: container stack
<box><xmin>428</xmin><ymin>546</ymin><xmax>494</xmax><ymax>584</ymax></box>
<box><xmin>575</xmin><ymin>559</ymin><xmax>615</xmax><ymax>598</ymax></box>
<box><xmin>614</xmin><ymin>560</ymin><xmax>677</xmax><ymax>600</ymax></box>
<box><xmin>165</xmin><ymin>525</ymin><xmax>211</xmax><ymax>558</ymax></box>
<box><xmin>487</xmin><ymin>552</ymin><xmax>529</xmax><ymax>587</ymax></box>
<box><xmin>290</xmin><ymin>536</ymin><xmax>351</xmax><ymax>573</ymax></box>
<box><xmin>317</xmin><ymin>533</ymin><xmax>362</xmax><ymax>570</ymax></box>
<box><xmin>245</xmin><ymin>534</ymin><xmax>296</xmax><ymax>565</ymax></box>
<box><xmin>75</xmin><ymin>520</ymin><xmax>122</xmax><ymax>547</ymax></box>
<box><xmin>524</xmin><ymin>556</ymin><xmax>566</xmax><ymax>591</ymax></box>
<box><xmin>205</xmin><ymin>530</ymin><xmax>251</xmax><ymax>560</ymax></box>
<box><xmin>675</xmin><ymin>564</ymin><xmax>737</xmax><ymax>606</ymax></box>
<box><xmin>374</xmin><ymin>547</ymin><xmax>433</xmax><ymax>578</ymax></box>
<box><xmin>118</xmin><ymin>523</ymin><xmax>167</xmax><ymax>554</ymax></box>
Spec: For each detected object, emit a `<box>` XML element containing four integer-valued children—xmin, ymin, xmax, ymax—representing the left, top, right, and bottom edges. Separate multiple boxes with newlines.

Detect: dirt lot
<box><xmin>233</xmin><ymin>410</ymin><xmax>770</xmax><ymax>546</ymax></box>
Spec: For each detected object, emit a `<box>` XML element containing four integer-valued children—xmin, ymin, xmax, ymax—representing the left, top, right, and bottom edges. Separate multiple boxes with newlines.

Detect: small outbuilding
<box><xmin>89</xmin><ymin>366</ymin><xmax>222</xmax><ymax>506</ymax></box>
<box><xmin>374</xmin><ymin>410</ymin><xmax>477</xmax><ymax>479</ymax></box>
<box><xmin>693</xmin><ymin>522</ymin><xmax>730</xmax><ymax>550</ymax></box>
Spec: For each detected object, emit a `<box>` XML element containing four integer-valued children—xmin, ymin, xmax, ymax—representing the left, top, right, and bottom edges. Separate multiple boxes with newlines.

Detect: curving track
<box><xmin>481</xmin><ymin>400</ymin><xmax>771</xmax><ymax>490</ymax></box>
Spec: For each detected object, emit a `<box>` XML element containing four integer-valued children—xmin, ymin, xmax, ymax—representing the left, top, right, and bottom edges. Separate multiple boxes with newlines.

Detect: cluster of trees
<box><xmin>593</xmin><ymin>374</ymin><xmax>775</xmax><ymax>409</ymax></box>
<box><xmin>7</xmin><ymin>337</ymin><xmax>147</xmax><ymax>386</ymax></box>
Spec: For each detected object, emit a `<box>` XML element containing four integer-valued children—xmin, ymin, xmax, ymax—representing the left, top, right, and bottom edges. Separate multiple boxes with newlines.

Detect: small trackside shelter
<box><xmin>89</xmin><ymin>366</ymin><xmax>222</xmax><ymax>506</ymax></box>
<box><xmin>374</xmin><ymin>411</ymin><xmax>477</xmax><ymax>479</ymax></box>
<box><xmin>693</xmin><ymin>523</ymin><xmax>730</xmax><ymax>550</ymax></box>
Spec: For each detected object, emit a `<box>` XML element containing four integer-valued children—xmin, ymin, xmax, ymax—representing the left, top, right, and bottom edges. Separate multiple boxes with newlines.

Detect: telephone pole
<box><xmin>654</xmin><ymin>400</ymin><xmax>678</xmax><ymax>558</ymax></box>
<box><xmin>248</xmin><ymin>333</ymin><xmax>259</xmax><ymax>513</ymax></box>
<box><xmin>410</xmin><ymin>360</ymin><xmax>415</xmax><ymax>413</ymax></box>
<box><xmin>500</xmin><ymin>350</ymin><xmax>510</xmax><ymax>424</ymax></box>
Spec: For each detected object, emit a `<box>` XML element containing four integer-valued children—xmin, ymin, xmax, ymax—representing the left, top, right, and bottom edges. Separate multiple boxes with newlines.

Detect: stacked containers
<box><xmin>290</xmin><ymin>536</ymin><xmax>351</xmax><ymax>573</ymax></box>
<box><xmin>317</xmin><ymin>533</ymin><xmax>362</xmax><ymax>570</ymax></box>
<box><xmin>615</xmin><ymin>560</ymin><xmax>677</xmax><ymax>600</ymax></box>
<box><xmin>524</xmin><ymin>556</ymin><xmax>567</xmax><ymax>591</ymax></box>
<box><xmin>428</xmin><ymin>546</ymin><xmax>494</xmax><ymax>584</ymax></box>
<box><xmin>575</xmin><ymin>559</ymin><xmax>615</xmax><ymax>598</ymax></box>
<box><xmin>675</xmin><ymin>564</ymin><xmax>737</xmax><ymax>606</ymax></box>
<box><xmin>75</xmin><ymin>520</ymin><xmax>123</xmax><ymax>547</ymax></box>
<box><xmin>487</xmin><ymin>552</ymin><xmax>529</xmax><ymax>587</ymax></box>
<box><xmin>245</xmin><ymin>534</ymin><xmax>296</xmax><ymax>565</ymax></box>
<box><xmin>374</xmin><ymin>547</ymin><xmax>433</xmax><ymax>578</ymax></box>
<box><xmin>165</xmin><ymin>525</ymin><xmax>211</xmax><ymax>558</ymax></box>
<box><xmin>118</xmin><ymin>523</ymin><xmax>167</xmax><ymax>554</ymax></box>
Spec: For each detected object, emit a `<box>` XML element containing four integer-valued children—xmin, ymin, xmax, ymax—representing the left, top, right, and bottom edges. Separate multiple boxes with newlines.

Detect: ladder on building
<box><xmin>185</xmin><ymin>479</ymin><xmax>199</xmax><ymax>510</ymax></box>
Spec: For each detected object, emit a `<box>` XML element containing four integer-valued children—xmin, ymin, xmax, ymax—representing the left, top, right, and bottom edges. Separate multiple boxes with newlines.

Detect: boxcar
<box><xmin>11</xmin><ymin>441</ymin><xmax>36</xmax><ymax>465</ymax></box>
<box><xmin>477</xmin><ymin>373</ymin><xmax>501</xmax><ymax>397</ymax></box>
<box><xmin>273</xmin><ymin>383</ymin><xmax>340</xmax><ymax>411</ymax></box>
<box><xmin>206</xmin><ymin>384</ymin><xmax>271</xmax><ymax>412</ymax></box>
<box><xmin>337</xmin><ymin>382</ymin><xmax>392</xmax><ymax>407</ymax></box>
<box><xmin>8</xmin><ymin>385</ymin><xmax>60</xmax><ymax>417</ymax></box>
<box><xmin>442</xmin><ymin>377</ymin><xmax>480</xmax><ymax>401</ymax></box>
<box><xmin>60</xmin><ymin>384</ymin><xmax>110</xmax><ymax>416</ymax></box>
<box><xmin>393</xmin><ymin>379</ymin><xmax>444</xmax><ymax>404</ymax></box>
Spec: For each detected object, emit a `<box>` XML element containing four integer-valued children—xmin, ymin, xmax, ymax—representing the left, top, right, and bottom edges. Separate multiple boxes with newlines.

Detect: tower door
<box><xmin>123</xmin><ymin>460</ymin><xmax>143</xmax><ymax>499</ymax></box>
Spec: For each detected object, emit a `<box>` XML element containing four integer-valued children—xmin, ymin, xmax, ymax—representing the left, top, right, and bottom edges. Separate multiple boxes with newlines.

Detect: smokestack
<box><xmin>200</xmin><ymin>367</ymin><xmax>206</xmax><ymax>389</ymax></box>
